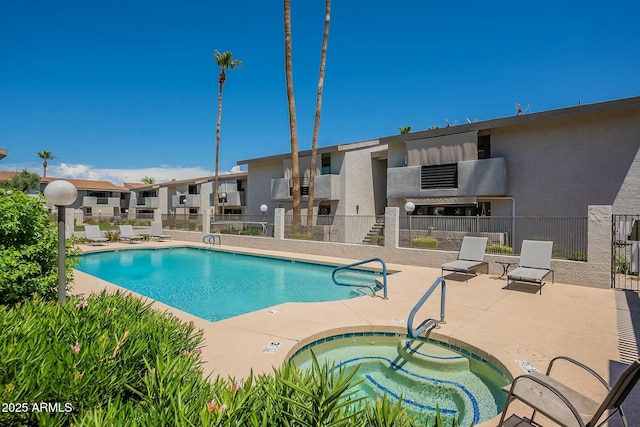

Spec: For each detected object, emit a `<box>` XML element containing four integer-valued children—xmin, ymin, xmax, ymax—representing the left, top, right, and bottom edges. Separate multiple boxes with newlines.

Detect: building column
<box><xmin>202</xmin><ymin>209</ymin><xmax>211</xmax><ymax>234</ymax></box>
<box><xmin>384</xmin><ymin>207</ymin><xmax>399</xmax><ymax>249</ymax></box>
<box><xmin>274</xmin><ymin>208</ymin><xmax>285</xmax><ymax>240</ymax></box>
<box><xmin>587</xmin><ymin>205</ymin><xmax>613</xmax><ymax>287</ymax></box>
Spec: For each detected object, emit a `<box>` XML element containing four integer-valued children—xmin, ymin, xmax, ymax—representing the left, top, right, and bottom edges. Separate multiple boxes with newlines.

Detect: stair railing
<box><xmin>407</xmin><ymin>276</ymin><xmax>446</xmax><ymax>338</ymax></box>
<box><xmin>332</xmin><ymin>257</ymin><xmax>388</xmax><ymax>299</ymax></box>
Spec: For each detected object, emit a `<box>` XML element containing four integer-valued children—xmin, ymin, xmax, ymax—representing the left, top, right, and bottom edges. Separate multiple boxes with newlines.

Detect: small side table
<box><xmin>496</xmin><ymin>261</ymin><xmax>514</xmax><ymax>278</ymax></box>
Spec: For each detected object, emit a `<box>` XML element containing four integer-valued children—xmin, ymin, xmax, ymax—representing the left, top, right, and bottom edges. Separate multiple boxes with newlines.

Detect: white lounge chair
<box><xmin>441</xmin><ymin>236</ymin><xmax>488</xmax><ymax>282</ymax></box>
<box><xmin>498</xmin><ymin>356</ymin><xmax>640</xmax><ymax>427</ymax></box>
<box><xmin>150</xmin><ymin>221</ymin><xmax>171</xmax><ymax>241</ymax></box>
<box><xmin>84</xmin><ymin>225</ymin><xmax>108</xmax><ymax>246</ymax></box>
<box><xmin>507</xmin><ymin>240</ymin><xmax>554</xmax><ymax>294</ymax></box>
<box><xmin>119</xmin><ymin>225</ymin><xmax>145</xmax><ymax>244</ymax></box>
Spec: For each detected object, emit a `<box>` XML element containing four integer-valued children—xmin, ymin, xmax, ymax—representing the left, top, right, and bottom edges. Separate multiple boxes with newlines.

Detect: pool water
<box><xmin>290</xmin><ymin>333</ymin><xmax>510</xmax><ymax>426</ymax></box>
<box><xmin>78</xmin><ymin>247</ymin><xmax>383</xmax><ymax>321</ymax></box>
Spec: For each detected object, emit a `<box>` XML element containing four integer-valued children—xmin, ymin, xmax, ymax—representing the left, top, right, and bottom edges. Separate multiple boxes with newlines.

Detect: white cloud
<box><xmin>1</xmin><ymin>162</ymin><xmax>246</xmax><ymax>185</ymax></box>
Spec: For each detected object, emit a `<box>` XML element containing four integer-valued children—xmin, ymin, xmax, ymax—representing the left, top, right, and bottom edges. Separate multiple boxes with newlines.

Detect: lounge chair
<box><xmin>150</xmin><ymin>221</ymin><xmax>171</xmax><ymax>241</ymax></box>
<box><xmin>84</xmin><ymin>225</ymin><xmax>108</xmax><ymax>246</ymax></box>
<box><xmin>119</xmin><ymin>225</ymin><xmax>145</xmax><ymax>244</ymax></box>
<box><xmin>441</xmin><ymin>236</ymin><xmax>488</xmax><ymax>282</ymax></box>
<box><xmin>507</xmin><ymin>240</ymin><xmax>554</xmax><ymax>294</ymax></box>
<box><xmin>498</xmin><ymin>356</ymin><xmax>640</xmax><ymax>427</ymax></box>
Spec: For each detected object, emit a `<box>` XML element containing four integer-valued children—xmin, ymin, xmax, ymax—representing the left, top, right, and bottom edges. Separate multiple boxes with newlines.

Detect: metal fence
<box><xmin>210</xmin><ymin>214</ymin><xmax>273</xmax><ymax>237</ymax></box>
<box><xmin>400</xmin><ymin>215</ymin><xmax>587</xmax><ymax>259</ymax></box>
<box><xmin>284</xmin><ymin>214</ymin><xmax>384</xmax><ymax>245</ymax></box>
<box><xmin>612</xmin><ymin>214</ymin><xmax>640</xmax><ymax>290</ymax></box>
<box><xmin>162</xmin><ymin>214</ymin><xmax>205</xmax><ymax>232</ymax></box>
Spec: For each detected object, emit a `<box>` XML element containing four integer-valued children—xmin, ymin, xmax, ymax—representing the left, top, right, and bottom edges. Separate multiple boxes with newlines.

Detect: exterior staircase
<box><xmin>362</xmin><ymin>217</ymin><xmax>385</xmax><ymax>244</ymax></box>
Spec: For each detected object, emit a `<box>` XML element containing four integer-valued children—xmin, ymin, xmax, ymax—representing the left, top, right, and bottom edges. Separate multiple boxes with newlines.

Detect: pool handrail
<box><xmin>407</xmin><ymin>276</ymin><xmax>446</xmax><ymax>338</ymax></box>
<box><xmin>332</xmin><ymin>257</ymin><xmax>388</xmax><ymax>299</ymax></box>
<box><xmin>202</xmin><ymin>234</ymin><xmax>221</xmax><ymax>246</ymax></box>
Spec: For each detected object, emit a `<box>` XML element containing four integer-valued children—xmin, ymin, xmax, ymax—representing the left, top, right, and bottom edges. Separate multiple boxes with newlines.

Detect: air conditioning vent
<box><xmin>421</xmin><ymin>164</ymin><xmax>458</xmax><ymax>189</ymax></box>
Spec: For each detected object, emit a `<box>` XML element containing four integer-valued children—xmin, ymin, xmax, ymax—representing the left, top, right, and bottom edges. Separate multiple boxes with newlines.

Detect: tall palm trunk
<box><xmin>284</xmin><ymin>0</ymin><xmax>301</xmax><ymax>233</ymax></box>
<box><xmin>306</xmin><ymin>0</ymin><xmax>331</xmax><ymax>234</ymax></box>
<box><xmin>42</xmin><ymin>160</ymin><xmax>48</xmax><ymax>177</ymax></box>
<box><xmin>214</xmin><ymin>69</ymin><xmax>226</xmax><ymax>217</ymax></box>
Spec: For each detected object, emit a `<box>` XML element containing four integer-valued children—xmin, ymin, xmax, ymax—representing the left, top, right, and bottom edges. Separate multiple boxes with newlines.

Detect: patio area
<box><xmin>71</xmin><ymin>240</ymin><xmax>640</xmax><ymax>426</ymax></box>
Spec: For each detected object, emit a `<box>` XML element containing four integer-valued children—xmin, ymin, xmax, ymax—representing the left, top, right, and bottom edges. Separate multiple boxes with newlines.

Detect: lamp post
<box><xmin>220</xmin><ymin>192</ymin><xmax>227</xmax><ymax>231</ymax></box>
<box><xmin>44</xmin><ymin>180</ymin><xmax>78</xmax><ymax>304</ymax></box>
<box><xmin>404</xmin><ymin>201</ymin><xmax>415</xmax><ymax>247</ymax></box>
<box><xmin>260</xmin><ymin>204</ymin><xmax>268</xmax><ymax>236</ymax></box>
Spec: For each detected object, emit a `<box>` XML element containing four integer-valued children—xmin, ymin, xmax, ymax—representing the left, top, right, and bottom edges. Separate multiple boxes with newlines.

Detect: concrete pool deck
<box><xmin>71</xmin><ymin>240</ymin><xmax>640</xmax><ymax>426</ymax></box>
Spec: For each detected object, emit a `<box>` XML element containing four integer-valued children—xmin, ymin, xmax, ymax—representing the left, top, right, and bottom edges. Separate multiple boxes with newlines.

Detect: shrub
<box><xmin>568</xmin><ymin>251</ymin><xmax>587</xmax><ymax>261</ymax></box>
<box><xmin>0</xmin><ymin>291</ymin><xmax>206</xmax><ymax>426</ymax></box>
<box><xmin>486</xmin><ymin>244</ymin><xmax>513</xmax><ymax>254</ymax></box>
<box><xmin>104</xmin><ymin>229</ymin><xmax>121</xmax><ymax>242</ymax></box>
<box><xmin>0</xmin><ymin>291</ymin><xmax>461</xmax><ymax>426</ymax></box>
<box><xmin>615</xmin><ymin>255</ymin><xmax>631</xmax><ymax>274</ymax></box>
<box><xmin>240</xmin><ymin>227</ymin><xmax>264</xmax><ymax>236</ymax></box>
<box><xmin>0</xmin><ymin>189</ymin><xmax>80</xmax><ymax>304</ymax></box>
<box><xmin>412</xmin><ymin>237</ymin><xmax>438</xmax><ymax>249</ymax></box>
<box><xmin>369</xmin><ymin>235</ymin><xmax>385</xmax><ymax>246</ymax></box>
<box><xmin>288</xmin><ymin>233</ymin><xmax>312</xmax><ymax>240</ymax></box>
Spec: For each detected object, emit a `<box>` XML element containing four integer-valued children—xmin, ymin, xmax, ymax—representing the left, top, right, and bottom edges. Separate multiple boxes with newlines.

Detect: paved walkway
<box><xmin>71</xmin><ymin>240</ymin><xmax>640</xmax><ymax>426</ymax></box>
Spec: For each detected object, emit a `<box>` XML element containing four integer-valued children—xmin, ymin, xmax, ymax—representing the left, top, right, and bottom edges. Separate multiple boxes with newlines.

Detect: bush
<box><xmin>0</xmin><ymin>189</ymin><xmax>80</xmax><ymax>304</ymax></box>
<box><xmin>412</xmin><ymin>237</ymin><xmax>438</xmax><ymax>249</ymax></box>
<box><xmin>0</xmin><ymin>292</ymin><xmax>461</xmax><ymax>426</ymax></box>
<box><xmin>369</xmin><ymin>235</ymin><xmax>385</xmax><ymax>246</ymax></box>
<box><xmin>0</xmin><ymin>291</ymin><xmax>206</xmax><ymax>426</ymax></box>
<box><xmin>615</xmin><ymin>255</ymin><xmax>631</xmax><ymax>274</ymax></box>
<box><xmin>104</xmin><ymin>230</ymin><xmax>121</xmax><ymax>242</ymax></box>
<box><xmin>486</xmin><ymin>244</ymin><xmax>513</xmax><ymax>254</ymax></box>
<box><xmin>568</xmin><ymin>251</ymin><xmax>587</xmax><ymax>261</ymax></box>
<box><xmin>288</xmin><ymin>233</ymin><xmax>312</xmax><ymax>240</ymax></box>
<box><xmin>240</xmin><ymin>227</ymin><xmax>264</xmax><ymax>236</ymax></box>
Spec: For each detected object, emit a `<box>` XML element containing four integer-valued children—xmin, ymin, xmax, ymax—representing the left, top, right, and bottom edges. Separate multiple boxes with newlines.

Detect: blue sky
<box><xmin>1</xmin><ymin>0</ymin><xmax>639</xmax><ymax>184</ymax></box>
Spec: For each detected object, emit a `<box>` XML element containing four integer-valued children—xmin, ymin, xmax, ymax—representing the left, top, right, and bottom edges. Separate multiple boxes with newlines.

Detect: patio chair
<box><xmin>441</xmin><ymin>236</ymin><xmax>488</xmax><ymax>282</ymax></box>
<box><xmin>506</xmin><ymin>240</ymin><xmax>554</xmax><ymax>294</ymax></box>
<box><xmin>119</xmin><ymin>225</ymin><xmax>145</xmax><ymax>244</ymax></box>
<box><xmin>498</xmin><ymin>356</ymin><xmax>640</xmax><ymax>427</ymax></box>
<box><xmin>84</xmin><ymin>225</ymin><xmax>108</xmax><ymax>246</ymax></box>
<box><xmin>150</xmin><ymin>221</ymin><xmax>171</xmax><ymax>241</ymax></box>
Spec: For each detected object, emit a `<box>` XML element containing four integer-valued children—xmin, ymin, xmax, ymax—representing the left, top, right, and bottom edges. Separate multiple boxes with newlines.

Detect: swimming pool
<box><xmin>78</xmin><ymin>247</ymin><xmax>383</xmax><ymax>321</ymax></box>
<box><xmin>289</xmin><ymin>331</ymin><xmax>510</xmax><ymax>426</ymax></box>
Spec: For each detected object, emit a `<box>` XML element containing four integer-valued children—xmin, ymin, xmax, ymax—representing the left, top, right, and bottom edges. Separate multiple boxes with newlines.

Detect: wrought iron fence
<box><xmin>612</xmin><ymin>214</ymin><xmax>640</xmax><ymax>290</ymax></box>
<box><xmin>210</xmin><ymin>214</ymin><xmax>273</xmax><ymax>237</ymax></box>
<box><xmin>284</xmin><ymin>214</ymin><xmax>384</xmax><ymax>245</ymax></box>
<box><xmin>400</xmin><ymin>215</ymin><xmax>587</xmax><ymax>259</ymax></box>
<box><xmin>162</xmin><ymin>214</ymin><xmax>204</xmax><ymax>232</ymax></box>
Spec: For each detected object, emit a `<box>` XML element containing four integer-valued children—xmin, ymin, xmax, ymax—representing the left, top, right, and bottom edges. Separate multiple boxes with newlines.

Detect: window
<box><xmin>477</xmin><ymin>135</ymin><xmax>491</xmax><ymax>159</ymax></box>
<box><xmin>188</xmin><ymin>185</ymin><xmax>199</xmax><ymax>195</ymax></box>
<box><xmin>420</xmin><ymin>164</ymin><xmax>458</xmax><ymax>189</ymax></box>
<box><xmin>321</xmin><ymin>154</ymin><xmax>331</xmax><ymax>175</ymax></box>
<box><xmin>179</xmin><ymin>195</ymin><xmax>186</xmax><ymax>205</ymax></box>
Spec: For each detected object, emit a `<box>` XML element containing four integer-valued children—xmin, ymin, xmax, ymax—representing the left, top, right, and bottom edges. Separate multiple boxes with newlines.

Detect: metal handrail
<box><xmin>407</xmin><ymin>276</ymin><xmax>446</xmax><ymax>338</ymax></box>
<box><xmin>332</xmin><ymin>257</ymin><xmax>388</xmax><ymax>299</ymax></box>
<box><xmin>202</xmin><ymin>234</ymin><xmax>221</xmax><ymax>246</ymax></box>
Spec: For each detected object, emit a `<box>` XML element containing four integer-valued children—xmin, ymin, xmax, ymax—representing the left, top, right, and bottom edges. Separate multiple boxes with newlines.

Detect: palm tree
<box><xmin>213</xmin><ymin>50</ymin><xmax>243</xmax><ymax>216</ymax></box>
<box><xmin>306</xmin><ymin>0</ymin><xmax>331</xmax><ymax>234</ymax></box>
<box><xmin>36</xmin><ymin>151</ymin><xmax>57</xmax><ymax>177</ymax></box>
<box><xmin>398</xmin><ymin>126</ymin><xmax>412</xmax><ymax>134</ymax></box>
<box><xmin>141</xmin><ymin>176</ymin><xmax>156</xmax><ymax>184</ymax></box>
<box><xmin>284</xmin><ymin>0</ymin><xmax>302</xmax><ymax>233</ymax></box>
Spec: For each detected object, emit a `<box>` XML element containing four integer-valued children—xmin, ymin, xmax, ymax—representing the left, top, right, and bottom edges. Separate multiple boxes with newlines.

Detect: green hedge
<box><xmin>411</xmin><ymin>237</ymin><xmax>438</xmax><ymax>249</ymax></box>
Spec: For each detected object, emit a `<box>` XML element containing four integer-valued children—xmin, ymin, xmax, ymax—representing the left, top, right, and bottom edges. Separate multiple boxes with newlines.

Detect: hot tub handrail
<box><xmin>407</xmin><ymin>276</ymin><xmax>446</xmax><ymax>338</ymax></box>
<box><xmin>331</xmin><ymin>257</ymin><xmax>388</xmax><ymax>299</ymax></box>
<box><xmin>202</xmin><ymin>234</ymin><xmax>221</xmax><ymax>246</ymax></box>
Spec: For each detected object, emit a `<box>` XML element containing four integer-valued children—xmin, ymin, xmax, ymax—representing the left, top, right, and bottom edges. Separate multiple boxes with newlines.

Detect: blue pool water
<box><xmin>78</xmin><ymin>247</ymin><xmax>383</xmax><ymax>321</ymax></box>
